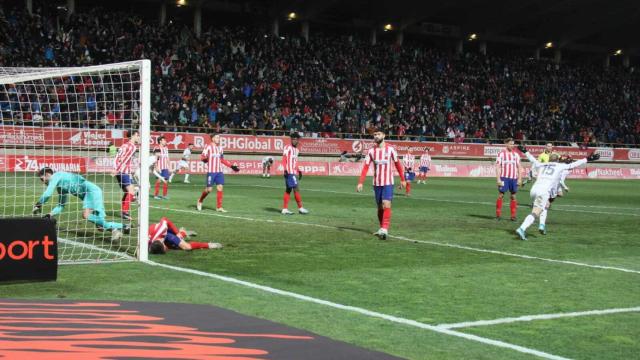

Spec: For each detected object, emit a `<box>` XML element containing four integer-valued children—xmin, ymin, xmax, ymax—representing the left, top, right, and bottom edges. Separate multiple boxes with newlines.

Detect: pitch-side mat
<box><xmin>0</xmin><ymin>299</ymin><xmax>401</xmax><ymax>360</ymax></box>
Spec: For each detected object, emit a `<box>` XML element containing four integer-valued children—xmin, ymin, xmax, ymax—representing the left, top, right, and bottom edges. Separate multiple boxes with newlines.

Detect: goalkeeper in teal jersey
<box><xmin>32</xmin><ymin>167</ymin><xmax>128</xmax><ymax>242</ymax></box>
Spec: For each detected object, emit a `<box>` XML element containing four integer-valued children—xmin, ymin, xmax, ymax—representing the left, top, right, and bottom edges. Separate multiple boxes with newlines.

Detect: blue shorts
<box><xmin>115</xmin><ymin>173</ymin><xmax>132</xmax><ymax>191</ymax></box>
<box><xmin>405</xmin><ymin>172</ymin><xmax>416</xmax><ymax>182</ymax></box>
<box><xmin>160</xmin><ymin>169</ymin><xmax>170</xmax><ymax>181</ymax></box>
<box><xmin>373</xmin><ymin>185</ymin><xmax>394</xmax><ymax>205</ymax></box>
<box><xmin>82</xmin><ymin>182</ymin><xmax>106</xmax><ymax>218</ymax></box>
<box><xmin>285</xmin><ymin>174</ymin><xmax>299</xmax><ymax>189</ymax></box>
<box><xmin>499</xmin><ymin>177</ymin><xmax>518</xmax><ymax>194</ymax></box>
<box><xmin>206</xmin><ymin>172</ymin><xmax>224</xmax><ymax>187</ymax></box>
<box><xmin>419</xmin><ymin>166</ymin><xmax>429</xmax><ymax>173</ymax></box>
<box><xmin>164</xmin><ymin>229</ymin><xmax>182</xmax><ymax>249</ymax></box>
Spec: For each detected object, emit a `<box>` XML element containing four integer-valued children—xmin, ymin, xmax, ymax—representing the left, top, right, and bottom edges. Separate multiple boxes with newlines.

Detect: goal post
<box><xmin>0</xmin><ymin>60</ymin><xmax>150</xmax><ymax>264</ymax></box>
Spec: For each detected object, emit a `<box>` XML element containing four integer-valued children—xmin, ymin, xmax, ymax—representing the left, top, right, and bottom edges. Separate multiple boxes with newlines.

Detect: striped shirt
<box><xmin>364</xmin><ymin>144</ymin><xmax>400</xmax><ymax>186</ymax></box>
<box><xmin>201</xmin><ymin>143</ymin><xmax>225</xmax><ymax>173</ymax></box>
<box><xmin>402</xmin><ymin>154</ymin><xmax>415</xmax><ymax>170</ymax></box>
<box><xmin>496</xmin><ymin>150</ymin><xmax>521</xmax><ymax>179</ymax></box>
<box><xmin>282</xmin><ymin>145</ymin><xmax>299</xmax><ymax>174</ymax></box>
<box><xmin>148</xmin><ymin>220</ymin><xmax>169</xmax><ymax>243</ymax></box>
<box><xmin>155</xmin><ymin>145</ymin><xmax>170</xmax><ymax>170</ymax></box>
<box><xmin>419</xmin><ymin>154</ymin><xmax>432</xmax><ymax>167</ymax></box>
<box><xmin>113</xmin><ymin>142</ymin><xmax>137</xmax><ymax>174</ymax></box>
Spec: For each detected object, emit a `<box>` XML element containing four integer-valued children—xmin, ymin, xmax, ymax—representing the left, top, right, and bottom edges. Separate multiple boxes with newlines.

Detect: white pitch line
<box><xmin>437</xmin><ymin>306</ymin><xmax>640</xmax><ymax>329</ymax></box>
<box><xmin>150</xmin><ymin>205</ymin><xmax>640</xmax><ymax>275</ymax></box>
<box><xmin>145</xmin><ymin>259</ymin><xmax>570</xmax><ymax>360</ymax></box>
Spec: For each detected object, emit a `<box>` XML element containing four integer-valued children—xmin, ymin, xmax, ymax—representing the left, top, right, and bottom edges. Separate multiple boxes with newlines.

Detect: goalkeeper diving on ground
<box><xmin>32</xmin><ymin>167</ymin><xmax>129</xmax><ymax>243</ymax></box>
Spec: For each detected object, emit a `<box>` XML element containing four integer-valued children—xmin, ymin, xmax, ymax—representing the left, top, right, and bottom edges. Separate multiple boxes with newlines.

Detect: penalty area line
<box><xmin>437</xmin><ymin>306</ymin><xmax>640</xmax><ymax>330</ymax></box>
<box><xmin>150</xmin><ymin>205</ymin><xmax>640</xmax><ymax>275</ymax></box>
<box><xmin>145</xmin><ymin>259</ymin><xmax>570</xmax><ymax>360</ymax></box>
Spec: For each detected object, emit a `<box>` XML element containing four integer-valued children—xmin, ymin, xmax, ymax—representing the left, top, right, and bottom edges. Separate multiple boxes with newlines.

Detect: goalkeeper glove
<box><xmin>231</xmin><ymin>165</ymin><xmax>240</xmax><ymax>172</ymax></box>
<box><xmin>517</xmin><ymin>144</ymin><xmax>528</xmax><ymax>153</ymax></box>
<box><xmin>587</xmin><ymin>153</ymin><xmax>600</xmax><ymax>162</ymax></box>
<box><xmin>298</xmin><ymin>170</ymin><xmax>303</xmax><ymax>180</ymax></box>
<box><xmin>32</xmin><ymin>203</ymin><xmax>42</xmax><ymax>215</ymax></box>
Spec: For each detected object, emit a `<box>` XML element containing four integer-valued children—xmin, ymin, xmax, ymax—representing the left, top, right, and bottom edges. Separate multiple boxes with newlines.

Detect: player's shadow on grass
<box><xmin>263</xmin><ymin>207</ymin><xmax>282</xmax><ymax>213</ymax></box>
<box><xmin>467</xmin><ymin>214</ymin><xmax>498</xmax><ymax>220</ymax></box>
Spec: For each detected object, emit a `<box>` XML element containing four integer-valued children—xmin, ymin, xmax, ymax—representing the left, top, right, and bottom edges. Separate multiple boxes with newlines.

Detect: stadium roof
<box><xmin>133</xmin><ymin>0</ymin><xmax>640</xmax><ymax>55</ymax></box>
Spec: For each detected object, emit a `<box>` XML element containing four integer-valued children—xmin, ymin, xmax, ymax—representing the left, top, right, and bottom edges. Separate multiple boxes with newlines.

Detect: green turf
<box><xmin>2</xmin><ymin>174</ymin><xmax>639</xmax><ymax>359</ymax></box>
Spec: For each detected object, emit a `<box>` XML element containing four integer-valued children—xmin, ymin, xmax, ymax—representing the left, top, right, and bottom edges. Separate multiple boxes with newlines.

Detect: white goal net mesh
<box><xmin>0</xmin><ymin>60</ymin><xmax>150</xmax><ymax>264</ymax></box>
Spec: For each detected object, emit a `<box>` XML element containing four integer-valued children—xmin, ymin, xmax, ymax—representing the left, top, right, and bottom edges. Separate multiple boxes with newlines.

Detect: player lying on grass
<box><xmin>515</xmin><ymin>145</ymin><xmax>599</xmax><ymax>240</ymax></box>
<box><xmin>148</xmin><ymin>216</ymin><xmax>222</xmax><ymax>254</ymax></box>
<box><xmin>33</xmin><ymin>167</ymin><xmax>128</xmax><ymax>243</ymax></box>
<box><xmin>357</xmin><ymin>130</ymin><xmax>406</xmax><ymax>240</ymax></box>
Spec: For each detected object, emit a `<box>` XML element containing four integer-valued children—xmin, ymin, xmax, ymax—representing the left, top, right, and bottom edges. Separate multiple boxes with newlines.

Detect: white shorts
<box><xmin>177</xmin><ymin>160</ymin><xmax>189</xmax><ymax>169</ymax></box>
<box><xmin>549</xmin><ymin>186</ymin><xmax>563</xmax><ymax>199</ymax></box>
<box><xmin>530</xmin><ymin>187</ymin><xmax>550</xmax><ymax>210</ymax></box>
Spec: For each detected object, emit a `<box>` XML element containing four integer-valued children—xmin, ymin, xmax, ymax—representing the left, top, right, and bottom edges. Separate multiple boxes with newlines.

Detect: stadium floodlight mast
<box><xmin>0</xmin><ymin>60</ymin><xmax>151</xmax><ymax>263</ymax></box>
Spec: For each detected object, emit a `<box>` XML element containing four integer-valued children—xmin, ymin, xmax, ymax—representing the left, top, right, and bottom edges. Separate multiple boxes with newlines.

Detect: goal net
<box><xmin>0</xmin><ymin>60</ymin><xmax>150</xmax><ymax>264</ymax></box>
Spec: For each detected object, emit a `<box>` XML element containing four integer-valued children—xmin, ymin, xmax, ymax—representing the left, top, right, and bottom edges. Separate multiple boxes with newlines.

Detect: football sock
<box><xmin>216</xmin><ymin>191</ymin><xmax>223</xmax><ymax>208</ymax></box>
<box><xmin>283</xmin><ymin>192</ymin><xmax>290</xmax><ymax>209</ymax></box>
<box><xmin>539</xmin><ymin>208</ymin><xmax>548</xmax><ymax>226</ymax></box>
<box><xmin>189</xmin><ymin>242</ymin><xmax>209</xmax><ymax>250</ymax></box>
<box><xmin>510</xmin><ymin>199</ymin><xmax>518</xmax><ymax>218</ymax></box>
<box><xmin>381</xmin><ymin>208</ymin><xmax>392</xmax><ymax>230</ymax></box>
<box><xmin>496</xmin><ymin>197</ymin><xmax>503</xmax><ymax>217</ymax></box>
<box><xmin>294</xmin><ymin>191</ymin><xmax>303</xmax><ymax>208</ymax></box>
<box><xmin>520</xmin><ymin>214</ymin><xmax>536</xmax><ymax>231</ymax></box>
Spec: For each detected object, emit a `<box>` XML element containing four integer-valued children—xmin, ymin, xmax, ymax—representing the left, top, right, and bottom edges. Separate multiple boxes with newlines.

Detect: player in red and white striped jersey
<box><xmin>401</xmin><ymin>151</ymin><xmax>416</xmax><ymax>196</ymax></box>
<box><xmin>417</xmin><ymin>150</ymin><xmax>431</xmax><ymax>184</ymax></box>
<box><xmin>281</xmin><ymin>133</ymin><xmax>309</xmax><ymax>215</ymax></box>
<box><xmin>153</xmin><ymin>136</ymin><xmax>171</xmax><ymax>199</ymax></box>
<box><xmin>495</xmin><ymin>138</ymin><xmax>523</xmax><ymax>221</ymax></box>
<box><xmin>197</xmin><ymin>133</ymin><xmax>239</xmax><ymax>212</ymax></box>
<box><xmin>357</xmin><ymin>131</ymin><xmax>406</xmax><ymax>239</ymax></box>
<box><xmin>113</xmin><ymin>131</ymin><xmax>139</xmax><ymax>220</ymax></box>
<box><xmin>148</xmin><ymin>216</ymin><xmax>222</xmax><ymax>254</ymax></box>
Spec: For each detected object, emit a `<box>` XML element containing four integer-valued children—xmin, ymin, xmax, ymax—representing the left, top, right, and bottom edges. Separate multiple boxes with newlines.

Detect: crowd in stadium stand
<box><xmin>1</xmin><ymin>3</ymin><xmax>639</xmax><ymax>146</ymax></box>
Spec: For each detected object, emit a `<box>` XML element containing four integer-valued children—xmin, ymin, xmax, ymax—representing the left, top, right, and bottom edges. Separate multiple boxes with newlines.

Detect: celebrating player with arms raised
<box><xmin>197</xmin><ymin>133</ymin><xmax>239</xmax><ymax>212</ymax></box>
<box><xmin>515</xmin><ymin>144</ymin><xmax>599</xmax><ymax>240</ymax></box>
<box><xmin>357</xmin><ymin>131</ymin><xmax>406</xmax><ymax>240</ymax></box>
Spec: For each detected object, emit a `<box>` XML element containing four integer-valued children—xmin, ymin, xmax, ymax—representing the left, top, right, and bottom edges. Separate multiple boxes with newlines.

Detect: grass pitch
<box><xmin>3</xmin><ymin>174</ymin><xmax>639</xmax><ymax>359</ymax></box>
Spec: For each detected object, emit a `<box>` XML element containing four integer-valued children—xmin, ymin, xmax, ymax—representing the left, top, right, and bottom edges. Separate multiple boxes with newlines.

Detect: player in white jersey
<box><xmin>515</xmin><ymin>144</ymin><xmax>599</xmax><ymax>240</ymax></box>
<box><xmin>262</xmin><ymin>156</ymin><xmax>274</xmax><ymax>178</ymax></box>
<box><xmin>169</xmin><ymin>143</ymin><xmax>194</xmax><ymax>183</ymax></box>
<box><xmin>134</xmin><ymin>149</ymin><xmax>163</xmax><ymax>186</ymax></box>
<box><xmin>538</xmin><ymin>156</ymin><xmax>571</xmax><ymax>234</ymax></box>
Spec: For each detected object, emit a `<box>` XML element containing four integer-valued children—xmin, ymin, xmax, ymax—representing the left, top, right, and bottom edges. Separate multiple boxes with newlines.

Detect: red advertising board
<box><xmin>3</xmin><ymin>155</ymin><xmax>640</xmax><ymax>179</ymax></box>
<box><xmin>0</xmin><ymin>126</ymin><xmax>127</xmax><ymax>148</ymax></box>
<box><xmin>2</xmin><ymin>127</ymin><xmax>639</xmax><ymax>162</ymax></box>
<box><xmin>2</xmin><ymin>155</ymin><xmax>87</xmax><ymax>173</ymax></box>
